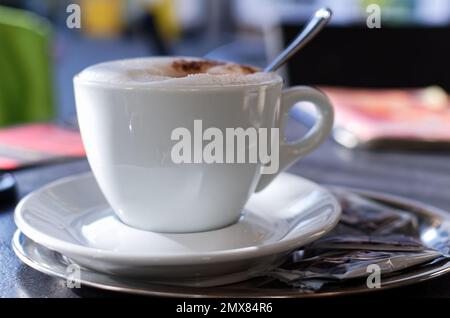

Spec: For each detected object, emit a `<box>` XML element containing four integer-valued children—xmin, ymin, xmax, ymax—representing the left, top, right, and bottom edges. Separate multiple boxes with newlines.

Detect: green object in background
<box><xmin>0</xmin><ymin>5</ymin><xmax>54</xmax><ymax>127</ymax></box>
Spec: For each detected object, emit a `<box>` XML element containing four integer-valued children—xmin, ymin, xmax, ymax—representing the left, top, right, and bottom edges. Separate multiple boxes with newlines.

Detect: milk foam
<box><xmin>76</xmin><ymin>57</ymin><xmax>280</xmax><ymax>87</ymax></box>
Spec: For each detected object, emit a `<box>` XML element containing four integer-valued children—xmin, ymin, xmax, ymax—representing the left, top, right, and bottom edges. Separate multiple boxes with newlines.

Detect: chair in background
<box><xmin>0</xmin><ymin>5</ymin><xmax>54</xmax><ymax>127</ymax></box>
<box><xmin>282</xmin><ymin>24</ymin><xmax>450</xmax><ymax>91</ymax></box>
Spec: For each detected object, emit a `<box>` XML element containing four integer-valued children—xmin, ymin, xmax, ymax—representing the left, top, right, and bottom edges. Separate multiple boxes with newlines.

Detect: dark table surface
<box><xmin>1</xmin><ymin>135</ymin><xmax>450</xmax><ymax>298</ymax></box>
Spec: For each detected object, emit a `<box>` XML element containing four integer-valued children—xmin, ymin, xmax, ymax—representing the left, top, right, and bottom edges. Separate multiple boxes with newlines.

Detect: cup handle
<box><xmin>255</xmin><ymin>86</ymin><xmax>334</xmax><ymax>192</ymax></box>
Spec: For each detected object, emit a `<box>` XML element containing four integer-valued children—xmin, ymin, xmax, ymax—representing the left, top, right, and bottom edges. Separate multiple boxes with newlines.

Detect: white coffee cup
<box><xmin>74</xmin><ymin>57</ymin><xmax>333</xmax><ymax>233</ymax></box>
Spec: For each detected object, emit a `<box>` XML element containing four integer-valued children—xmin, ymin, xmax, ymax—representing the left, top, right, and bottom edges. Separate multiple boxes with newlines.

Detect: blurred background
<box><xmin>0</xmin><ymin>0</ymin><xmax>448</xmax><ymax>122</ymax></box>
<box><xmin>2</xmin><ymin>0</ymin><xmax>450</xmax><ymax>299</ymax></box>
<box><xmin>0</xmin><ymin>0</ymin><xmax>449</xmax><ymax>170</ymax></box>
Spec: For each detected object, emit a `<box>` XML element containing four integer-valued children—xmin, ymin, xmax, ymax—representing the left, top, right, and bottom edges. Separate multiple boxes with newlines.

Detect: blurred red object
<box><xmin>322</xmin><ymin>86</ymin><xmax>450</xmax><ymax>148</ymax></box>
<box><xmin>0</xmin><ymin>124</ymin><xmax>85</xmax><ymax>170</ymax></box>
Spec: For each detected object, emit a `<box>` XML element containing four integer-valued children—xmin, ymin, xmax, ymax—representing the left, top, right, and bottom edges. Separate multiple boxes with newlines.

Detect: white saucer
<box><xmin>15</xmin><ymin>172</ymin><xmax>340</xmax><ymax>285</ymax></box>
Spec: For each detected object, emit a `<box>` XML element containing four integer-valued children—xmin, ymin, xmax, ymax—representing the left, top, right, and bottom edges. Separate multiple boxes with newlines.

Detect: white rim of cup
<box><xmin>73</xmin><ymin>57</ymin><xmax>284</xmax><ymax>91</ymax></box>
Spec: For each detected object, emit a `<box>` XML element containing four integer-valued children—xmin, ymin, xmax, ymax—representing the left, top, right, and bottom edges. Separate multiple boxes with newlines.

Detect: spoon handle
<box><xmin>264</xmin><ymin>8</ymin><xmax>332</xmax><ymax>73</ymax></box>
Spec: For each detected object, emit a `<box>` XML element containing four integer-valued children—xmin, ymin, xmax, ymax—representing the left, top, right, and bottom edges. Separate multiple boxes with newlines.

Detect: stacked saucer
<box><xmin>14</xmin><ymin>172</ymin><xmax>340</xmax><ymax>287</ymax></box>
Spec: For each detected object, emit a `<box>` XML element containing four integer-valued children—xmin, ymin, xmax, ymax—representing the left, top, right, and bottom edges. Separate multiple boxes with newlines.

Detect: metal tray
<box><xmin>12</xmin><ymin>188</ymin><xmax>450</xmax><ymax>298</ymax></box>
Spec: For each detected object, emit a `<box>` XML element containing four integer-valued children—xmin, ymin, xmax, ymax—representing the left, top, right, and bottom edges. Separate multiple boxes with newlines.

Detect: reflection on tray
<box><xmin>260</xmin><ymin>189</ymin><xmax>450</xmax><ymax>293</ymax></box>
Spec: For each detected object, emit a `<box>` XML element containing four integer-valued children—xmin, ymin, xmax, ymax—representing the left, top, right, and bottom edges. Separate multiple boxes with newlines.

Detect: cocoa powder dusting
<box><xmin>171</xmin><ymin>59</ymin><xmax>258</xmax><ymax>76</ymax></box>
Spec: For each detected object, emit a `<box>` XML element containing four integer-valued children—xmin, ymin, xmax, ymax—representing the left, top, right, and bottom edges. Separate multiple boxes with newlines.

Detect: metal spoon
<box><xmin>264</xmin><ymin>7</ymin><xmax>332</xmax><ymax>72</ymax></box>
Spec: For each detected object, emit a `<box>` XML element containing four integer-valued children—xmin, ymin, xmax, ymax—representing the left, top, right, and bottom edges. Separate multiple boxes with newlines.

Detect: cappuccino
<box><xmin>76</xmin><ymin>57</ymin><xmax>278</xmax><ymax>87</ymax></box>
<box><xmin>74</xmin><ymin>56</ymin><xmax>333</xmax><ymax>232</ymax></box>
